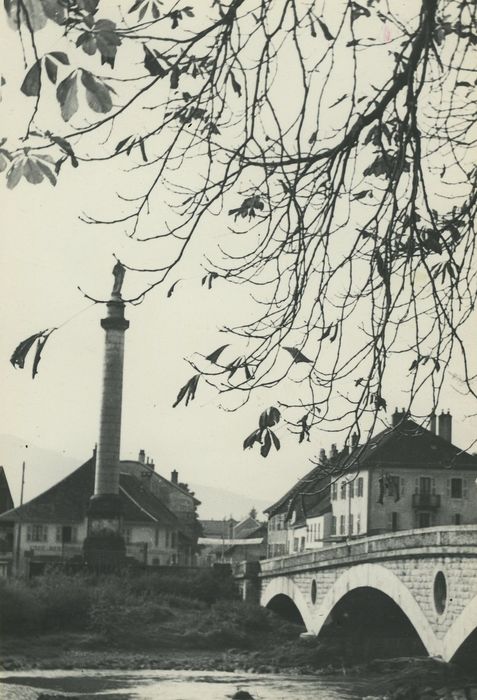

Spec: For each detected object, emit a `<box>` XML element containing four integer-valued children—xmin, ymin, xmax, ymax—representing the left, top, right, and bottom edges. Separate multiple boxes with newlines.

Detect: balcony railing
<box><xmin>412</xmin><ymin>493</ymin><xmax>441</xmax><ymax>509</ymax></box>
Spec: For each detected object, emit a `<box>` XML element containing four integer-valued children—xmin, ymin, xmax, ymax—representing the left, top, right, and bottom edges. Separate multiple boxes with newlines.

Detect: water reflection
<box><xmin>1</xmin><ymin>669</ymin><xmax>361</xmax><ymax>700</ymax></box>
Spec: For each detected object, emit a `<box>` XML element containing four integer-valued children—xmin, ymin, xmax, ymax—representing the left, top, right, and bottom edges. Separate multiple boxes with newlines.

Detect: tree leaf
<box><xmin>144</xmin><ymin>46</ymin><xmax>167</xmax><ymax>77</ymax></box>
<box><xmin>259</xmin><ymin>406</ymin><xmax>280</xmax><ymax>430</ymax></box>
<box><xmin>32</xmin><ymin>334</ymin><xmax>50</xmax><ymax>378</ymax></box>
<box><xmin>260</xmin><ymin>430</ymin><xmax>272</xmax><ymax>457</ymax></box>
<box><xmin>229</xmin><ymin>71</ymin><xmax>242</xmax><ymax>96</ymax></box>
<box><xmin>81</xmin><ymin>70</ymin><xmax>113</xmax><ymax>114</ymax></box>
<box><xmin>205</xmin><ymin>344</ymin><xmax>229</xmax><ymax>363</ymax></box>
<box><xmin>49</xmin><ymin>51</ymin><xmax>69</xmax><ymax>65</ymax></box>
<box><xmin>56</xmin><ymin>72</ymin><xmax>79</xmax><ymax>121</ymax></box>
<box><xmin>10</xmin><ymin>330</ymin><xmax>48</xmax><ymax>369</ymax></box>
<box><xmin>173</xmin><ymin>374</ymin><xmax>200</xmax><ymax>407</ymax></box>
<box><xmin>44</xmin><ymin>56</ymin><xmax>58</xmax><ymax>84</ymax></box>
<box><xmin>317</xmin><ymin>17</ymin><xmax>334</xmax><ymax>40</ymax></box>
<box><xmin>283</xmin><ymin>346</ymin><xmax>312</xmax><ymax>363</ymax></box>
<box><xmin>270</xmin><ymin>429</ymin><xmax>281</xmax><ymax>451</ymax></box>
<box><xmin>6</xmin><ymin>160</ymin><xmax>24</xmax><ymax>189</ymax></box>
<box><xmin>21</xmin><ymin>61</ymin><xmax>41</xmax><ymax>97</ymax></box>
<box><xmin>243</xmin><ymin>428</ymin><xmax>261</xmax><ymax>450</ymax></box>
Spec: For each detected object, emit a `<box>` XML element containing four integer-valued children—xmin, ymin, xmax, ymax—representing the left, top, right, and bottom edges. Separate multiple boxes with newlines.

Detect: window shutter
<box><xmin>446</xmin><ymin>479</ymin><xmax>451</xmax><ymax>497</ymax></box>
<box><xmin>56</xmin><ymin>526</ymin><xmax>62</xmax><ymax>543</ymax></box>
<box><xmin>415</xmin><ymin>478</ymin><xmax>419</xmax><ymax>494</ymax></box>
<box><xmin>463</xmin><ymin>479</ymin><xmax>468</xmax><ymax>498</ymax></box>
<box><xmin>432</xmin><ymin>477</ymin><xmax>436</xmax><ymax>495</ymax></box>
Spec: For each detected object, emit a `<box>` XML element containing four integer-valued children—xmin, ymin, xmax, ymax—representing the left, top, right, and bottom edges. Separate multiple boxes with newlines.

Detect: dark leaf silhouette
<box><xmin>229</xmin><ymin>71</ymin><xmax>242</xmax><ymax>96</ymax></box>
<box><xmin>173</xmin><ymin>374</ymin><xmax>200</xmax><ymax>407</ymax></box>
<box><xmin>283</xmin><ymin>346</ymin><xmax>312</xmax><ymax>363</ymax></box>
<box><xmin>206</xmin><ymin>344</ymin><xmax>229</xmax><ymax>363</ymax></box>
<box><xmin>317</xmin><ymin>17</ymin><xmax>334</xmax><ymax>40</ymax></box>
<box><xmin>11</xmin><ymin>329</ymin><xmax>54</xmax><ymax>377</ymax></box>
<box><xmin>260</xmin><ymin>430</ymin><xmax>272</xmax><ymax>457</ymax></box>
<box><xmin>21</xmin><ymin>61</ymin><xmax>41</xmax><ymax>97</ymax></box>
<box><xmin>298</xmin><ymin>414</ymin><xmax>310</xmax><ymax>443</ymax></box>
<box><xmin>243</xmin><ymin>428</ymin><xmax>261</xmax><ymax>450</ymax></box>
<box><xmin>270</xmin><ymin>429</ymin><xmax>280</xmax><ymax>451</ymax></box>
<box><xmin>259</xmin><ymin>406</ymin><xmax>281</xmax><ymax>430</ymax></box>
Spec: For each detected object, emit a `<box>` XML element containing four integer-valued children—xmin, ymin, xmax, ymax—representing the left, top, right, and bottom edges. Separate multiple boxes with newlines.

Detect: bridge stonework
<box><xmin>237</xmin><ymin>526</ymin><xmax>477</xmax><ymax>662</ymax></box>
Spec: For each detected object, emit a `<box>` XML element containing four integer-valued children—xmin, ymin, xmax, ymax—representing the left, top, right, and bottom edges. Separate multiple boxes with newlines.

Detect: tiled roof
<box><xmin>265</xmin><ymin>418</ymin><xmax>477</xmax><ymax>518</ymax></box>
<box><xmin>119</xmin><ymin>473</ymin><xmax>178</xmax><ymax>526</ymax></box>
<box><xmin>338</xmin><ymin>420</ymin><xmax>477</xmax><ymax>473</ymax></box>
<box><xmin>200</xmin><ymin>518</ymin><xmax>237</xmax><ymax>538</ymax></box>
<box><xmin>0</xmin><ymin>458</ymin><xmax>181</xmax><ymax>528</ymax></box>
<box><xmin>0</xmin><ymin>466</ymin><xmax>14</xmax><ymax>515</ymax></box>
<box><xmin>0</xmin><ymin>458</ymin><xmax>95</xmax><ymax>523</ymax></box>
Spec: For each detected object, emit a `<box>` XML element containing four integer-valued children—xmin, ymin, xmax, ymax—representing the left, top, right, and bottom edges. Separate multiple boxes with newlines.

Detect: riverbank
<box><xmin>2</xmin><ymin>571</ymin><xmax>476</xmax><ymax>699</ymax></box>
<box><xmin>2</xmin><ymin>634</ymin><xmax>477</xmax><ymax>700</ymax></box>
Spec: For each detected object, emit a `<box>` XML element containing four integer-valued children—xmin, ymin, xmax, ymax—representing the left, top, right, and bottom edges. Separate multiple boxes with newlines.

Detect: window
<box><xmin>451</xmin><ymin>478</ymin><xmax>463</xmax><ymax>499</ymax></box>
<box><xmin>349</xmin><ymin>514</ymin><xmax>354</xmax><ymax>535</ymax></box>
<box><xmin>357</xmin><ymin>477</ymin><xmax>364</xmax><ymax>497</ymax></box>
<box><xmin>420</xmin><ymin>477</ymin><xmax>432</xmax><ymax>494</ymax></box>
<box><xmin>331</xmin><ymin>483</ymin><xmax>338</xmax><ymax>500</ymax></box>
<box><xmin>55</xmin><ymin>526</ymin><xmax>77</xmax><ymax>544</ymax></box>
<box><xmin>317</xmin><ymin>522</ymin><xmax>321</xmax><ymax>540</ymax></box>
<box><xmin>300</xmin><ymin>537</ymin><xmax>306</xmax><ymax>551</ymax></box>
<box><xmin>26</xmin><ymin>525</ymin><xmax>48</xmax><ymax>542</ymax></box>
<box><xmin>171</xmin><ymin>531</ymin><xmax>177</xmax><ymax>548</ymax></box>
<box><xmin>340</xmin><ymin>482</ymin><xmax>347</xmax><ymax>500</ymax></box>
<box><xmin>418</xmin><ymin>512</ymin><xmax>431</xmax><ymax>528</ymax></box>
<box><xmin>339</xmin><ymin>515</ymin><xmax>346</xmax><ymax>535</ymax></box>
<box><xmin>165</xmin><ymin>530</ymin><xmax>169</xmax><ymax>547</ymax></box>
<box><xmin>154</xmin><ymin>528</ymin><xmax>159</xmax><ymax>547</ymax></box>
<box><xmin>331</xmin><ymin>516</ymin><xmax>337</xmax><ymax>535</ymax></box>
<box><xmin>349</xmin><ymin>481</ymin><xmax>354</xmax><ymax>498</ymax></box>
<box><xmin>391</xmin><ymin>512</ymin><xmax>398</xmax><ymax>532</ymax></box>
<box><xmin>123</xmin><ymin>528</ymin><xmax>131</xmax><ymax>544</ymax></box>
<box><xmin>294</xmin><ymin>537</ymin><xmax>299</xmax><ymax>552</ymax></box>
<box><xmin>454</xmin><ymin>513</ymin><xmax>462</xmax><ymax>525</ymax></box>
<box><xmin>356</xmin><ymin>514</ymin><xmax>361</xmax><ymax>534</ymax></box>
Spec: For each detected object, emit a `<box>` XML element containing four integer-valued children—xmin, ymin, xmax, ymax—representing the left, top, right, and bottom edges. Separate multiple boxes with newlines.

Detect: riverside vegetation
<box><xmin>1</xmin><ymin>568</ymin><xmax>477</xmax><ymax>700</ymax></box>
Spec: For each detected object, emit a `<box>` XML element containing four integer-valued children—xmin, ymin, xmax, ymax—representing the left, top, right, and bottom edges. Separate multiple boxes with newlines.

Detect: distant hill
<box><xmin>187</xmin><ymin>481</ymin><xmax>270</xmax><ymax>520</ymax></box>
<box><xmin>0</xmin><ymin>434</ymin><xmax>270</xmax><ymax>519</ymax></box>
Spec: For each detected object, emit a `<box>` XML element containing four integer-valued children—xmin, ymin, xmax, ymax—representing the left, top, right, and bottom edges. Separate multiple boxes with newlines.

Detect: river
<box><xmin>0</xmin><ymin>669</ymin><xmax>371</xmax><ymax>700</ymax></box>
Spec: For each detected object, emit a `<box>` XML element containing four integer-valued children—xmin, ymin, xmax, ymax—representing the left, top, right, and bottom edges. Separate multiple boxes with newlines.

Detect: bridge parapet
<box><xmin>260</xmin><ymin>525</ymin><xmax>477</xmax><ymax>578</ymax></box>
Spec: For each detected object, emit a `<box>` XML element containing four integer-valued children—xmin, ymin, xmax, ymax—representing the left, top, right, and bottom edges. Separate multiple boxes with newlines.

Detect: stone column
<box><xmin>88</xmin><ymin>268</ymin><xmax>129</xmax><ymax>527</ymax></box>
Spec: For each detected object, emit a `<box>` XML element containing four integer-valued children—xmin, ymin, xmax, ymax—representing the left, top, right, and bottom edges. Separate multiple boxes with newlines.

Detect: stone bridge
<box><xmin>235</xmin><ymin>526</ymin><xmax>477</xmax><ymax>662</ymax></box>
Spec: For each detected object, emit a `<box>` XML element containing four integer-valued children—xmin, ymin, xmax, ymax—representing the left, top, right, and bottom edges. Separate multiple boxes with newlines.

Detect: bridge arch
<box><xmin>313</xmin><ymin>563</ymin><xmax>440</xmax><ymax>657</ymax></box>
<box><xmin>443</xmin><ymin>594</ymin><xmax>477</xmax><ymax>662</ymax></box>
<box><xmin>261</xmin><ymin>576</ymin><xmax>314</xmax><ymax>631</ymax></box>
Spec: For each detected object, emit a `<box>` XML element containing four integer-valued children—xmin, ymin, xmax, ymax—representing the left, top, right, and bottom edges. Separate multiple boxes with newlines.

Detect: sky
<box><xmin>1</xmin><ymin>1</ymin><xmax>476</xmax><ymax>514</ymax></box>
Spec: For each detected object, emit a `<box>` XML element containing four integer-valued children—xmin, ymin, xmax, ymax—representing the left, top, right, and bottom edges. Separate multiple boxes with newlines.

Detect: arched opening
<box><xmin>450</xmin><ymin>628</ymin><xmax>477</xmax><ymax>670</ymax></box>
<box><xmin>319</xmin><ymin>587</ymin><xmax>427</xmax><ymax>663</ymax></box>
<box><xmin>266</xmin><ymin>593</ymin><xmax>306</xmax><ymax>627</ymax></box>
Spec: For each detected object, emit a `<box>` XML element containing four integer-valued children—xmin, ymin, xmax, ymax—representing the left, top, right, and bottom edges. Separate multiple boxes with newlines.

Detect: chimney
<box><xmin>392</xmin><ymin>407</ymin><xmax>406</xmax><ymax>427</ymax></box>
<box><xmin>438</xmin><ymin>410</ymin><xmax>452</xmax><ymax>443</ymax></box>
<box><xmin>89</xmin><ymin>262</ymin><xmax>129</xmax><ymax>525</ymax></box>
<box><xmin>342</xmin><ymin>444</ymin><xmax>349</xmax><ymax>457</ymax></box>
<box><xmin>319</xmin><ymin>448</ymin><xmax>326</xmax><ymax>463</ymax></box>
<box><xmin>138</xmin><ymin>449</ymin><xmax>146</xmax><ymax>464</ymax></box>
<box><xmin>330</xmin><ymin>443</ymin><xmax>338</xmax><ymax>459</ymax></box>
<box><xmin>351</xmin><ymin>432</ymin><xmax>359</xmax><ymax>448</ymax></box>
<box><xmin>171</xmin><ymin>469</ymin><xmax>178</xmax><ymax>484</ymax></box>
<box><xmin>429</xmin><ymin>412</ymin><xmax>437</xmax><ymax>435</ymax></box>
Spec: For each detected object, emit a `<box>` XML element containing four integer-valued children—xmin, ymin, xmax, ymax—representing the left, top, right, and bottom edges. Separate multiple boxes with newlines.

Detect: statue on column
<box><xmin>111</xmin><ymin>260</ymin><xmax>126</xmax><ymax>297</ymax></box>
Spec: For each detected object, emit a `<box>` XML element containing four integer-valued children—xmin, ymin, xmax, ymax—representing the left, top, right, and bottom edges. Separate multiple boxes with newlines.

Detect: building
<box><xmin>264</xmin><ymin>409</ymin><xmax>477</xmax><ymax>556</ymax></box>
<box><xmin>265</xmin><ymin>467</ymin><xmax>331</xmax><ymax>557</ymax></box>
<box><xmin>198</xmin><ymin>513</ymin><xmax>266</xmax><ymax>564</ymax></box>
<box><xmin>330</xmin><ymin>410</ymin><xmax>477</xmax><ymax>538</ymax></box>
<box><xmin>0</xmin><ymin>452</ymin><xmax>201</xmax><ymax>576</ymax></box>
<box><xmin>0</xmin><ymin>265</ymin><xmax>201</xmax><ymax>577</ymax></box>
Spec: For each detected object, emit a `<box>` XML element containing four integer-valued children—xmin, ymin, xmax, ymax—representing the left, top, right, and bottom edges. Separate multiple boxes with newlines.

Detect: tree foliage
<box><xmin>2</xmin><ymin>0</ymin><xmax>476</xmax><ymax>451</ymax></box>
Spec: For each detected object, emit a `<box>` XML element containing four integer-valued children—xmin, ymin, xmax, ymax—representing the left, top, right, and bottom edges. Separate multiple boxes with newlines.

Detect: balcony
<box><xmin>412</xmin><ymin>493</ymin><xmax>441</xmax><ymax>509</ymax></box>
